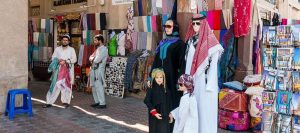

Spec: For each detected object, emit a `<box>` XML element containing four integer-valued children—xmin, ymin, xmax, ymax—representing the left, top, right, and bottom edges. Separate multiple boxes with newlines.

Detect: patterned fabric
<box><xmin>234</xmin><ymin>0</ymin><xmax>251</xmax><ymax>37</ymax></box>
<box><xmin>250</xmin><ymin>117</ymin><xmax>262</xmax><ymax>132</ymax></box>
<box><xmin>125</xmin><ymin>6</ymin><xmax>134</xmax><ymax>51</ymax></box>
<box><xmin>185</xmin><ymin>18</ymin><xmax>221</xmax><ymax>75</ymax></box>
<box><xmin>177</xmin><ymin>74</ymin><xmax>194</xmax><ymax>92</ymax></box>
<box><xmin>124</xmin><ymin>51</ymin><xmax>143</xmax><ymax>91</ymax></box>
<box><xmin>218</xmin><ymin>109</ymin><xmax>250</xmax><ymax>131</ymax></box>
<box><xmin>219</xmin><ymin>88</ymin><xmax>248</xmax><ymax>112</ymax></box>
<box><xmin>105</xmin><ymin>57</ymin><xmax>127</xmax><ymax>98</ymax></box>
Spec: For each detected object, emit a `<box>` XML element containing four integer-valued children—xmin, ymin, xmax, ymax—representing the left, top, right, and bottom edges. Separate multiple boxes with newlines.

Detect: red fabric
<box><xmin>219</xmin><ymin>88</ymin><xmax>248</xmax><ymax>112</ymax></box>
<box><xmin>234</xmin><ymin>0</ymin><xmax>251</xmax><ymax>37</ymax></box>
<box><xmin>207</xmin><ymin>11</ymin><xmax>214</xmax><ymax>29</ymax></box>
<box><xmin>213</xmin><ymin>10</ymin><xmax>221</xmax><ymax>30</ymax></box>
<box><xmin>91</xmin><ymin>14</ymin><xmax>96</xmax><ymax>30</ymax></box>
<box><xmin>58</xmin><ymin>64</ymin><xmax>71</xmax><ymax>89</ymax></box>
<box><xmin>82</xmin><ymin>45</ymin><xmax>88</xmax><ymax>67</ymax></box>
<box><xmin>185</xmin><ymin>19</ymin><xmax>220</xmax><ymax>76</ymax></box>
<box><xmin>281</xmin><ymin>19</ymin><xmax>288</xmax><ymax>25</ymax></box>
<box><xmin>150</xmin><ymin>109</ymin><xmax>158</xmax><ymax>116</ymax></box>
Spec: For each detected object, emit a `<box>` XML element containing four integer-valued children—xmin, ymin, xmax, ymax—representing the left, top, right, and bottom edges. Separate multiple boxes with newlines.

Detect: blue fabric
<box><xmin>45</xmin><ymin>19</ymin><xmax>51</xmax><ymax>33</ymax></box>
<box><xmin>124</xmin><ymin>51</ymin><xmax>143</xmax><ymax>90</ymax></box>
<box><xmin>138</xmin><ymin>0</ymin><xmax>143</xmax><ymax>16</ymax></box>
<box><xmin>156</xmin><ymin>37</ymin><xmax>178</xmax><ymax>54</ymax></box>
<box><xmin>147</xmin><ymin>16</ymin><xmax>151</xmax><ymax>32</ymax></box>
<box><xmin>28</xmin><ymin>44</ymin><xmax>34</xmax><ymax>63</ymax></box>
<box><xmin>162</xmin><ymin>14</ymin><xmax>169</xmax><ymax>27</ymax></box>
<box><xmin>48</xmin><ymin>58</ymin><xmax>59</xmax><ymax>93</ymax></box>
<box><xmin>223</xmin><ymin>81</ymin><xmax>245</xmax><ymax>91</ymax></box>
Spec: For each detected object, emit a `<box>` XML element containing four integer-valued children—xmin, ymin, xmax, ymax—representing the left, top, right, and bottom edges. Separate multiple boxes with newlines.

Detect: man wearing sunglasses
<box><xmin>184</xmin><ymin>14</ymin><xmax>224</xmax><ymax>133</ymax></box>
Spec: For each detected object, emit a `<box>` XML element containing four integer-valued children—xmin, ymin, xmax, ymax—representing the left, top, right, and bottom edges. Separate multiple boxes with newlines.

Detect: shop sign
<box><xmin>112</xmin><ymin>0</ymin><xmax>133</xmax><ymax>5</ymax></box>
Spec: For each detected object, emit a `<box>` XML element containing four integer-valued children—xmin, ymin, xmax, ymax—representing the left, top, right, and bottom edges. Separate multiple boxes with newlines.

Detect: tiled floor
<box><xmin>0</xmin><ymin>81</ymin><xmax>251</xmax><ymax>133</ymax></box>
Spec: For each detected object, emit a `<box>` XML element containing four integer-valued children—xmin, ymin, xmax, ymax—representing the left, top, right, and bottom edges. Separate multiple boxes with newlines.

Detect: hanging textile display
<box><xmin>234</xmin><ymin>0</ymin><xmax>251</xmax><ymax>37</ymax></box>
<box><xmin>105</xmin><ymin>57</ymin><xmax>127</xmax><ymax>98</ymax></box>
<box><xmin>125</xmin><ymin>6</ymin><xmax>134</xmax><ymax>52</ymax></box>
<box><xmin>124</xmin><ymin>50</ymin><xmax>143</xmax><ymax>91</ymax></box>
<box><xmin>28</xmin><ymin>18</ymin><xmax>54</xmax><ymax>63</ymax></box>
<box><xmin>219</xmin><ymin>25</ymin><xmax>237</xmax><ymax>83</ymax></box>
<box><xmin>81</xmin><ymin>13</ymin><xmax>107</xmax><ymax>31</ymax></box>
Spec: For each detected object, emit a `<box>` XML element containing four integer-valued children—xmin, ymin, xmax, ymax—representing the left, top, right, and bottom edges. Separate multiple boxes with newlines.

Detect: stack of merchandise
<box><xmin>218</xmin><ymin>81</ymin><xmax>250</xmax><ymax>131</ymax></box>
<box><xmin>261</xmin><ymin>25</ymin><xmax>300</xmax><ymax>133</ymax></box>
<box><xmin>243</xmin><ymin>75</ymin><xmax>264</xmax><ymax>132</ymax></box>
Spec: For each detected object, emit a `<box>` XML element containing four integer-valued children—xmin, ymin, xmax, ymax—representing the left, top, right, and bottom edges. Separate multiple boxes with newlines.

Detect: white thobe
<box><xmin>46</xmin><ymin>46</ymin><xmax>77</xmax><ymax>104</ymax></box>
<box><xmin>171</xmin><ymin>93</ymin><xmax>198</xmax><ymax>133</ymax></box>
<box><xmin>193</xmin><ymin>44</ymin><xmax>223</xmax><ymax>133</ymax></box>
<box><xmin>185</xmin><ymin>41</ymin><xmax>196</xmax><ymax>75</ymax></box>
<box><xmin>89</xmin><ymin>45</ymin><xmax>108</xmax><ymax>105</ymax></box>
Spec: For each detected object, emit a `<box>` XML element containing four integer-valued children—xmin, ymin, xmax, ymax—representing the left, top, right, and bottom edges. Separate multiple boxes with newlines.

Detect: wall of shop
<box><xmin>0</xmin><ymin>0</ymin><xmax>28</xmax><ymax>113</ymax></box>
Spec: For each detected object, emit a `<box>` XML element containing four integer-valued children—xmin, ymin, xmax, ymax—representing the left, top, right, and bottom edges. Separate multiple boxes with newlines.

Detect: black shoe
<box><xmin>96</xmin><ymin>105</ymin><xmax>107</xmax><ymax>109</ymax></box>
<box><xmin>63</xmin><ymin>103</ymin><xmax>70</xmax><ymax>108</ymax></box>
<box><xmin>43</xmin><ymin>104</ymin><xmax>52</xmax><ymax>108</ymax></box>
<box><xmin>90</xmin><ymin>103</ymin><xmax>99</xmax><ymax>107</ymax></box>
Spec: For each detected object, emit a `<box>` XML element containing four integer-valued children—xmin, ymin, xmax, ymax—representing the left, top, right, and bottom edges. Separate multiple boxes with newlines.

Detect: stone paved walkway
<box><xmin>0</xmin><ymin>81</ymin><xmax>251</xmax><ymax>133</ymax></box>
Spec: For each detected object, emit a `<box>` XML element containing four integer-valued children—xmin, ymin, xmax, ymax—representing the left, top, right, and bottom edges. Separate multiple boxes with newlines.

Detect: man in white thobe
<box><xmin>43</xmin><ymin>34</ymin><xmax>77</xmax><ymax>108</ymax></box>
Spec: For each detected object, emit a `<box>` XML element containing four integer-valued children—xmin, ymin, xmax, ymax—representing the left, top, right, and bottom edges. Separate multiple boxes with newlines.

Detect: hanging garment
<box><xmin>38</xmin><ymin>33</ymin><xmax>45</xmax><ymax>47</ymax></box>
<box><xmin>95</xmin><ymin>13</ymin><xmax>100</xmax><ymax>30</ymax></box>
<box><xmin>234</xmin><ymin>0</ymin><xmax>251</xmax><ymax>37</ymax></box>
<box><xmin>108</xmin><ymin>35</ymin><xmax>117</xmax><ymax>56</ymax></box>
<box><xmin>33</xmin><ymin>46</ymin><xmax>39</xmax><ymax>61</ymax></box>
<box><xmin>117</xmin><ymin>31</ymin><xmax>126</xmax><ymax>56</ymax></box>
<box><xmin>215</xmin><ymin>0</ymin><xmax>222</xmax><ymax>10</ymax></box>
<box><xmin>33</xmin><ymin>32</ymin><xmax>39</xmax><ymax>46</ymax></box>
<box><xmin>156</xmin><ymin>15</ymin><xmax>162</xmax><ymax>32</ymax></box>
<box><xmin>220</xmin><ymin>25</ymin><xmax>237</xmax><ymax>83</ymax></box>
<box><xmin>50</xmin><ymin>19</ymin><xmax>54</xmax><ymax>34</ymax></box>
<box><xmin>82</xmin><ymin>45</ymin><xmax>88</xmax><ymax>67</ymax></box>
<box><xmin>151</xmin><ymin>0</ymin><xmax>158</xmax><ymax>15</ymax></box>
<box><xmin>100</xmin><ymin>13</ymin><xmax>107</xmax><ymax>30</ymax></box>
<box><xmin>125</xmin><ymin>6</ymin><xmax>134</xmax><ymax>52</ymax></box>
<box><xmin>146</xmin><ymin>33</ymin><xmax>153</xmax><ymax>50</ymax></box>
<box><xmin>78</xmin><ymin>44</ymin><xmax>84</xmax><ymax>66</ymax></box>
<box><xmin>133</xmin><ymin>17</ymin><xmax>139</xmax><ymax>32</ymax></box>
<box><xmin>147</xmin><ymin>16</ymin><xmax>152</xmax><ymax>32</ymax></box>
<box><xmin>137</xmin><ymin>32</ymin><xmax>148</xmax><ymax>50</ymax></box>
<box><xmin>177</xmin><ymin>12</ymin><xmax>194</xmax><ymax>39</ymax></box>
<box><xmin>124</xmin><ymin>50</ymin><xmax>143</xmax><ymax>91</ymax></box>
<box><xmin>151</xmin><ymin>16</ymin><xmax>157</xmax><ymax>32</ymax></box>
<box><xmin>41</xmin><ymin>19</ymin><xmax>46</xmax><ymax>32</ymax></box>
<box><xmin>142</xmin><ymin>16</ymin><xmax>148</xmax><ymax>32</ymax></box>
<box><xmin>132</xmin><ymin>32</ymin><xmax>138</xmax><ymax>51</ymax></box>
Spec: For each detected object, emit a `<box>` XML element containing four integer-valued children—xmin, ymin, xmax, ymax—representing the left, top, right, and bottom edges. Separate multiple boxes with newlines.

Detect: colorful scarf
<box><xmin>48</xmin><ymin>58</ymin><xmax>59</xmax><ymax>93</ymax></box>
<box><xmin>234</xmin><ymin>0</ymin><xmax>251</xmax><ymax>37</ymax></box>
<box><xmin>58</xmin><ymin>64</ymin><xmax>71</xmax><ymax>89</ymax></box>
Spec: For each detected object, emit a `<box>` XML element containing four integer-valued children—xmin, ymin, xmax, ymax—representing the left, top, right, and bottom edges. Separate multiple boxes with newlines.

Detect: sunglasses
<box><xmin>163</xmin><ymin>25</ymin><xmax>173</xmax><ymax>29</ymax></box>
<box><xmin>192</xmin><ymin>22</ymin><xmax>201</xmax><ymax>26</ymax></box>
<box><xmin>179</xmin><ymin>83</ymin><xmax>184</xmax><ymax>87</ymax></box>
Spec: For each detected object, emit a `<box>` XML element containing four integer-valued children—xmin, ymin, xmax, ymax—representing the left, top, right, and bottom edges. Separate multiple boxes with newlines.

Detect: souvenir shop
<box><xmin>28</xmin><ymin>0</ymin><xmax>300</xmax><ymax>132</ymax></box>
<box><xmin>217</xmin><ymin>2</ymin><xmax>300</xmax><ymax>133</ymax></box>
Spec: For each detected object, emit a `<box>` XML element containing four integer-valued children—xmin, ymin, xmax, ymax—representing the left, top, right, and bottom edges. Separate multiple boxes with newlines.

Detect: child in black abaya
<box><xmin>144</xmin><ymin>68</ymin><xmax>171</xmax><ymax>133</ymax></box>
